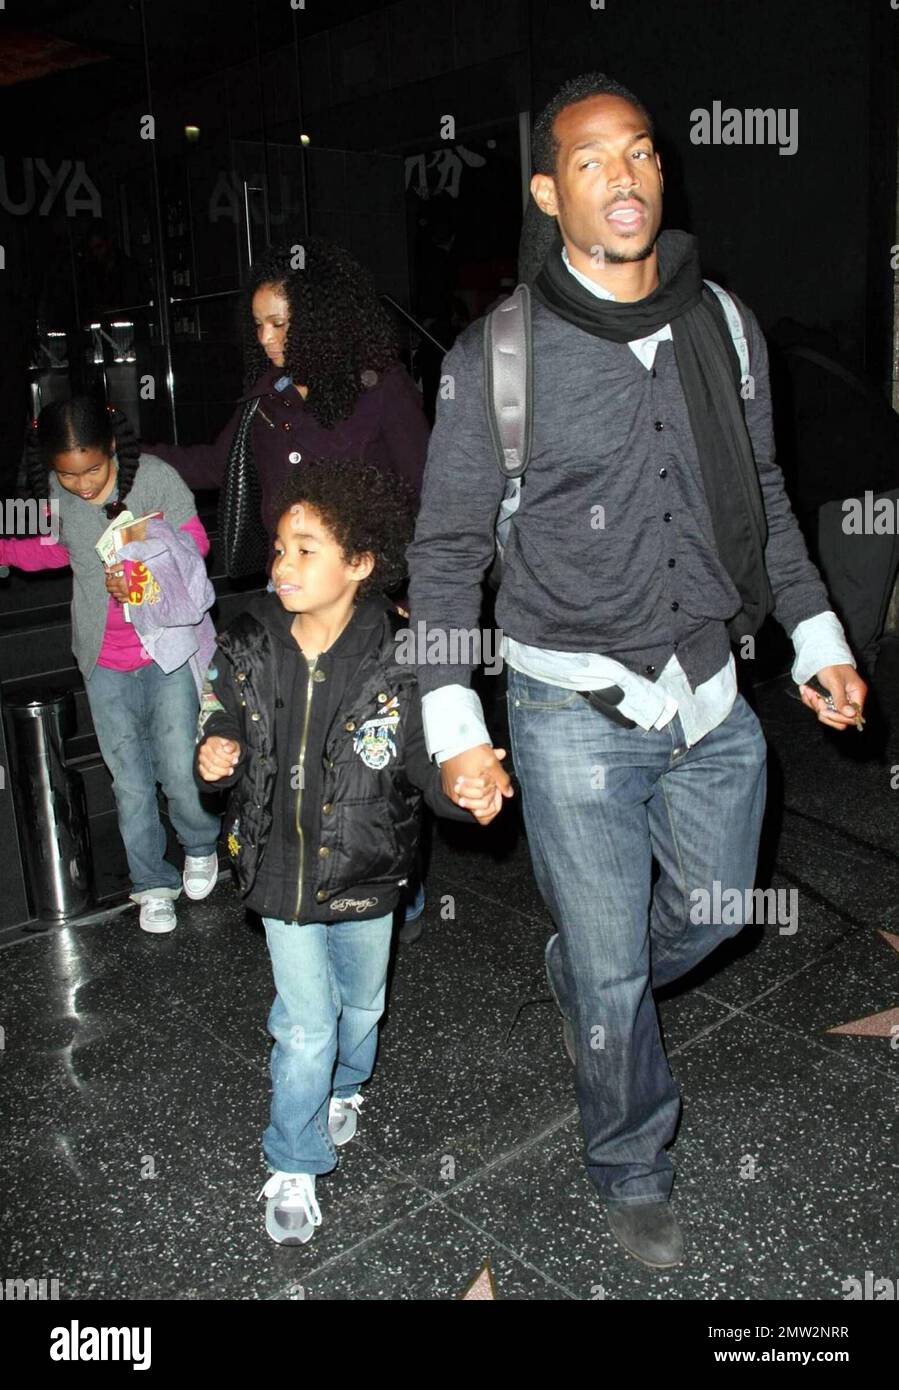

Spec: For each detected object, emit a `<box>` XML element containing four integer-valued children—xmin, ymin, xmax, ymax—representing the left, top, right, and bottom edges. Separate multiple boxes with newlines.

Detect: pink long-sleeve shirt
<box><xmin>0</xmin><ymin>515</ymin><xmax>209</xmax><ymax>671</ymax></box>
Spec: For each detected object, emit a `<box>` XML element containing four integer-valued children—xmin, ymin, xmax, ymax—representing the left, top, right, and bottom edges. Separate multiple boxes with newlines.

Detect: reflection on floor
<box><xmin>1</xmin><ymin>640</ymin><xmax>896</xmax><ymax>1300</ymax></box>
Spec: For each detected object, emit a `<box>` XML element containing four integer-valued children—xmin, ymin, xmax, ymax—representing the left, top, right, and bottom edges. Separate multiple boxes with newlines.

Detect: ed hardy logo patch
<box><xmin>353</xmin><ymin>698</ymin><xmax>400</xmax><ymax>770</ymax></box>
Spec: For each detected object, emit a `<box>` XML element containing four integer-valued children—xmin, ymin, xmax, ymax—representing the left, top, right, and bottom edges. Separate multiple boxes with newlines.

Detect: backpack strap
<box><xmin>703</xmin><ymin>279</ymin><xmax>751</xmax><ymax>386</ymax></box>
<box><xmin>484</xmin><ymin>284</ymin><xmax>534</xmax><ymax>565</ymax></box>
<box><xmin>486</xmin><ymin>280</ymin><xmax>748</xmax><ymax>477</ymax></box>
<box><xmin>485</xmin><ymin>279</ymin><xmax>750</xmax><ymax>569</ymax></box>
<box><xmin>484</xmin><ymin>283</ymin><xmax>533</xmax><ymax>479</ymax></box>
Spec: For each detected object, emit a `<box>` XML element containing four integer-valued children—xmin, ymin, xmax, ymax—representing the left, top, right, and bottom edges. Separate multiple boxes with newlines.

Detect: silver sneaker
<box><xmin>328</xmin><ymin>1092</ymin><xmax>364</xmax><ymax>1146</ymax></box>
<box><xmin>258</xmin><ymin>1171</ymin><xmax>322</xmax><ymax>1245</ymax></box>
<box><xmin>182</xmin><ymin>853</ymin><xmax>219</xmax><ymax>901</ymax></box>
<box><xmin>139</xmin><ymin>898</ymin><xmax>177</xmax><ymax>934</ymax></box>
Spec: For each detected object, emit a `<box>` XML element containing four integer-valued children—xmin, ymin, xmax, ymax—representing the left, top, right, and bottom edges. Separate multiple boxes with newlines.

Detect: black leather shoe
<box><xmin>398</xmin><ymin>914</ymin><xmax>424</xmax><ymax>945</ymax></box>
<box><xmin>544</xmin><ymin>942</ymin><xmax>576</xmax><ymax>1066</ymax></box>
<box><xmin>606</xmin><ymin>1200</ymin><xmax>684</xmax><ymax>1268</ymax></box>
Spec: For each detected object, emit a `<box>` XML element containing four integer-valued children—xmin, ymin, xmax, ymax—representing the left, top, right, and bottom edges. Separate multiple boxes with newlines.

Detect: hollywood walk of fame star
<box><xmin>460</xmin><ymin>1260</ymin><xmax>497</xmax><ymax>1299</ymax></box>
<box><xmin>826</xmin><ymin>930</ymin><xmax>899</xmax><ymax>1037</ymax></box>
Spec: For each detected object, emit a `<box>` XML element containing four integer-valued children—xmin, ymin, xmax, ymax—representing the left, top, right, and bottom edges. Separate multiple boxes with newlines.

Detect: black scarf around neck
<box><xmin>533</xmin><ymin>230</ymin><xmax>774</xmax><ymax>640</ymax></box>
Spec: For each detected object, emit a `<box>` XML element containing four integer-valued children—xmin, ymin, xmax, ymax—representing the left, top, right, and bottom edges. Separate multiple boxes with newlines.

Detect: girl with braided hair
<box><xmin>0</xmin><ymin>396</ymin><xmax>221</xmax><ymax>933</ymax></box>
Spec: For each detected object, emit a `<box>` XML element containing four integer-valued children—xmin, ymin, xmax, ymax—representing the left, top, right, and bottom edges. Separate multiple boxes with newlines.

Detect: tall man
<box><xmin>406</xmin><ymin>73</ymin><xmax>866</xmax><ymax>1269</ymax></box>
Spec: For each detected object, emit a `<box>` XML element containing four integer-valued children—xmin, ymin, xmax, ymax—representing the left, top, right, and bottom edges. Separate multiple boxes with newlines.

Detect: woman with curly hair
<box><xmin>149</xmin><ymin>238</ymin><xmax>430</xmax><ymax>570</ymax></box>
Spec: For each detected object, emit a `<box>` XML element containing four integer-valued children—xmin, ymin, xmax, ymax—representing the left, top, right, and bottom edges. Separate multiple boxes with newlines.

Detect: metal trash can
<box><xmin>3</xmin><ymin>687</ymin><xmax>94</xmax><ymax>924</ymax></box>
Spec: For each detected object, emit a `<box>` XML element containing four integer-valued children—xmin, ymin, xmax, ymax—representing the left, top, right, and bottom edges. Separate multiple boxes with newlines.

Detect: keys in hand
<box><xmin>799</xmin><ymin>668</ymin><xmax>867</xmax><ymax>733</ymax></box>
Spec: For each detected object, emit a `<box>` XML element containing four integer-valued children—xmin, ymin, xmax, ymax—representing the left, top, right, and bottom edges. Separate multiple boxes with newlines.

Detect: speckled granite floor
<box><xmin>1</xmin><ymin>640</ymin><xmax>896</xmax><ymax>1301</ymax></box>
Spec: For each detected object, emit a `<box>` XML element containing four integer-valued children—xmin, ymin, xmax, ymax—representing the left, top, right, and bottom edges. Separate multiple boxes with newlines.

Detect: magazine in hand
<box><xmin>95</xmin><ymin>511</ymin><xmax>164</xmax><ymax>622</ymax></box>
<box><xmin>95</xmin><ymin>510</ymin><xmax>164</xmax><ymax>565</ymax></box>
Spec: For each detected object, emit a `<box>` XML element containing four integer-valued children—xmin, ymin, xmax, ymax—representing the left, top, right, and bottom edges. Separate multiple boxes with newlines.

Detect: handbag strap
<box><xmin>218</xmin><ymin>396</ymin><xmax>266</xmax><ymax>577</ymax></box>
<box><xmin>232</xmin><ymin>396</ymin><xmax>261</xmax><ymax>455</ymax></box>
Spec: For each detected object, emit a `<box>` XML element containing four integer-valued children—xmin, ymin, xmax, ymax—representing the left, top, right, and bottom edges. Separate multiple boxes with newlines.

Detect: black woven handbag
<box><xmin>217</xmin><ymin>397</ymin><xmax>270</xmax><ymax>578</ymax></box>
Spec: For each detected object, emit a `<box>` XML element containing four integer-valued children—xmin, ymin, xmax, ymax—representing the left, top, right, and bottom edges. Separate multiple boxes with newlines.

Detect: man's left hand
<box><xmin>798</xmin><ymin>664</ymin><xmax>867</xmax><ymax>731</ymax></box>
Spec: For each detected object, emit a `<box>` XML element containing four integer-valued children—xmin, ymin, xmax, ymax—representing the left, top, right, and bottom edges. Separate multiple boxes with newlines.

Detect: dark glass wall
<box><xmin>0</xmin><ymin>0</ymin><xmax>895</xmax><ymax>474</ymax></box>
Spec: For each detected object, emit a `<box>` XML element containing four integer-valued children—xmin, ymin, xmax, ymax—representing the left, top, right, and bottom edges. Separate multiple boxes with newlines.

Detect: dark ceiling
<box><xmin>0</xmin><ymin>0</ymin><xmax>393</xmax><ymax>137</ymax></box>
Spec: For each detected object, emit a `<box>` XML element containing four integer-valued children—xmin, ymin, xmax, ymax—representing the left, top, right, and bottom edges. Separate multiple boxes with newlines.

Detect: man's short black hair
<box><xmin>531</xmin><ymin>71</ymin><xmax>655</xmax><ymax>176</ymax></box>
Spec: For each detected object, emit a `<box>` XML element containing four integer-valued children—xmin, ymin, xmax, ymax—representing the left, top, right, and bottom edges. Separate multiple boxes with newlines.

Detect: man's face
<box><xmin>271</xmin><ymin>503</ymin><xmax>372</xmax><ymax>614</ymax></box>
<box><xmin>531</xmin><ymin>94</ymin><xmax>663</xmax><ymax>266</ymax></box>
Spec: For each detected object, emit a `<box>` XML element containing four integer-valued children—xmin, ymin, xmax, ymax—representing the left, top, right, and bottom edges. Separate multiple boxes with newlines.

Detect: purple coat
<box><xmin>149</xmin><ymin>362</ymin><xmax>431</xmax><ymax>537</ymax></box>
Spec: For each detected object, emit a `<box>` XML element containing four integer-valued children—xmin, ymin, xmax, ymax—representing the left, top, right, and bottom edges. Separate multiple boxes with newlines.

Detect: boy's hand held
<box><xmin>198</xmin><ymin>736</ymin><xmax>241</xmax><ymax>781</ymax></box>
<box><xmin>454</xmin><ymin>774</ymin><xmax>499</xmax><ymax>819</ymax></box>
<box><xmin>441</xmin><ymin>744</ymin><xmax>513</xmax><ymax>824</ymax></box>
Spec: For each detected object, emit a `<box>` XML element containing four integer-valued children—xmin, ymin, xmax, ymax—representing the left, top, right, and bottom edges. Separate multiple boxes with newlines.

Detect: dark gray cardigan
<box><xmin>407</xmin><ymin>297</ymin><xmax>830</xmax><ymax>695</ymax></box>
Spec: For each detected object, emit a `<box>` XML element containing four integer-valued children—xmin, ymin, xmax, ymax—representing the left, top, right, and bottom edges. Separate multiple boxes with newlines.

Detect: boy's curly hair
<box><xmin>274</xmin><ymin>458</ymin><xmax>416</xmax><ymax>600</ymax></box>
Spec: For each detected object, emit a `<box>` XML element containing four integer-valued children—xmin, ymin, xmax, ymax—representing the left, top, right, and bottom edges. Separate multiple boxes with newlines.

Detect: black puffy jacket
<box><xmin>195</xmin><ymin>590</ymin><xmax>468</xmax><ymax>924</ymax></box>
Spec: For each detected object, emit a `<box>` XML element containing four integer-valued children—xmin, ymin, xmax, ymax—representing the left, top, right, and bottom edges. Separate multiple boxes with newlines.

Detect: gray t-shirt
<box><xmin>48</xmin><ymin>453</ymin><xmax>198</xmax><ymax>676</ymax></box>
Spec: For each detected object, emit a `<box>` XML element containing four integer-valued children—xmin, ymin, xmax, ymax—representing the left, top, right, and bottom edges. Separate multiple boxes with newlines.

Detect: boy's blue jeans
<box><xmin>506</xmin><ymin>667</ymin><xmax>767</xmax><ymax>1206</ymax></box>
<box><xmin>85</xmin><ymin>660</ymin><xmax>220</xmax><ymax>901</ymax></box>
<box><xmin>261</xmin><ymin>912</ymin><xmax>394</xmax><ymax>1175</ymax></box>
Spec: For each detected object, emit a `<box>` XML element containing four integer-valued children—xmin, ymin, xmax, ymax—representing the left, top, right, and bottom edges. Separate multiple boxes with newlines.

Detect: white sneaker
<box><xmin>328</xmin><ymin>1092</ymin><xmax>364</xmax><ymax>1146</ymax></box>
<box><xmin>258</xmin><ymin>1171</ymin><xmax>322</xmax><ymax>1245</ymax></box>
<box><xmin>139</xmin><ymin>898</ymin><xmax>177</xmax><ymax>934</ymax></box>
<box><xmin>182</xmin><ymin>852</ymin><xmax>219</xmax><ymax>901</ymax></box>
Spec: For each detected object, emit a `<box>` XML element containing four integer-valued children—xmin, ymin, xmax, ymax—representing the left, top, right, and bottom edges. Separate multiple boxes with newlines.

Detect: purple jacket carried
<box><xmin>118</xmin><ymin>518</ymin><xmax>216</xmax><ymax>695</ymax></box>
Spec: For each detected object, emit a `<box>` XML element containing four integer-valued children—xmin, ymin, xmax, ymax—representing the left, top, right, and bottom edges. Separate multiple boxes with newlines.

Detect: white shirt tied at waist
<box><xmin>420</xmin><ymin>247</ymin><xmax>854</xmax><ymax>764</ymax></box>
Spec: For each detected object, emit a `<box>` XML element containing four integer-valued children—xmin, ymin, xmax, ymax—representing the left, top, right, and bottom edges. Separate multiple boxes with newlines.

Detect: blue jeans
<box><xmin>85</xmin><ymin>661</ymin><xmax>220</xmax><ymax>901</ymax></box>
<box><xmin>262</xmin><ymin>912</ymin><xmax>394</xmax><ymax>1174</ymax></box>
<box><xmin>507</xmin><ymin>668</ymin><xmax>767</xmax><ymax>1206</ymax></box>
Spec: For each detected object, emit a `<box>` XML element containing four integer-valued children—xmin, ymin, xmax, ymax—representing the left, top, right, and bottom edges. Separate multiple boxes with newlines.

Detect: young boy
<box><xmin>196</xmin><ymin>459</ymin><xmax>502</xmax><ymax>1244</ymax></box>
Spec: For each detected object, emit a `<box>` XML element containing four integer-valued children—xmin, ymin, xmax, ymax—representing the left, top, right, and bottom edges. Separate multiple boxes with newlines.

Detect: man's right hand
<box><xmin>198</xmin><ymin>736</ymin><xmax>241</xmax><ymax>781</ymax></box>
<box><xmin>440</xmin><ymin>743</ymin><xmax>514</xmax><ymax>824</ymax></box>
